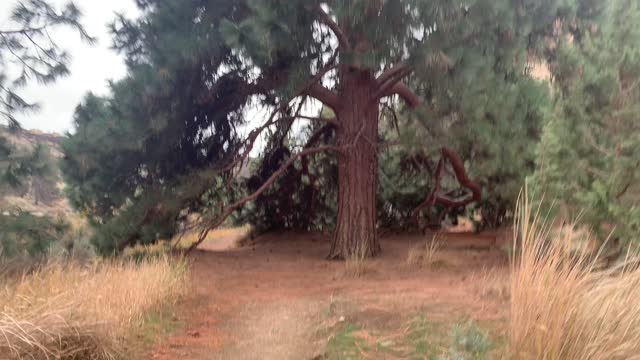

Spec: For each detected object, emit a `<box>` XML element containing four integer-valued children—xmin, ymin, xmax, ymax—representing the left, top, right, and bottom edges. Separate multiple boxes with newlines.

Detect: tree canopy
<box><xmin>62</xmin><ymin>0</ymin><xmax>622</xmax><ymax>257</ymax></box>
<box><xmin>0</xmin><ymin>0</ymin><xmax>90</xmax><ymax>258</ymax></box>
<box><xmin>535</xmin><ymin>0</ymin><xmax>640</xmax><ymax>242</ymax></box>
<box><xmin>0</xmin><ymin>0</ymin><xmax>93</xmax><ymax>128</ymax></box>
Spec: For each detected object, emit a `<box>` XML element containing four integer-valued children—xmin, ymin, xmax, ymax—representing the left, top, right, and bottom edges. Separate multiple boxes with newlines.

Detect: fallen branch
<box><xmin>185</xmin><ymin>144</ymin><xmax>341</xmax><ymax>254</ymax></box>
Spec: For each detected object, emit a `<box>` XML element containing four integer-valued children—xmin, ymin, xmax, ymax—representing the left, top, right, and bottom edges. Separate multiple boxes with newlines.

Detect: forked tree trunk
<box><xmin>328</xmin><ymin>70</ymin><xmax>381</xmax><ymax>259</ymax></box>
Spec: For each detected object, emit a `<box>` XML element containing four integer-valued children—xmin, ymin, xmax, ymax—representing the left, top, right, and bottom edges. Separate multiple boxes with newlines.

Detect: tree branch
<box><xmin>381</xmin><ymin>102</ymin><xmax>401</xmax><ymax>137</ymax></box>
<box><xmin>218</xmin><ymin>59</ymin><xmax>340</xmax><ymax>179</ymax></box>
<box><xmin>372</xmin><ymin>68</ymin><xmax>415</xmax><ymax>103</ymax></box>
<box><xmin>300</xmin><ymin>51</ymin><xmax>340</xmax><ymax>109</ymax></box>
<box><xmin>384</xmin><ymin>82</ymin><xmax>421</xmax><ymax>107</ymax></box>
<box><xmin>380</xmin><ymin>84</ymin><xmax>482</xmax><ymax>225</ymax></box>
<box><xmin>376</xmin><ymin>62</ymin><xmax>411</xmax><ymax>88</ymax></box>
<box><xmin>186</xmin><ymin>145</ymin><xmax>341</xmax><ymax>254</ymax></box>
<box><xmin>305</xmin><ymin>82</ymin><xmax>341</xmax><ymax>110</ymax></box>
<box><xmin>316</xmin><ymin>4</ymin><xmax>351</xmax><ymax>50</ymax></box>
<box><xmin>410</xmin><ymin>147</ymin><xmax>482</xmax><ymax>225</ymax></box>
<box><xmin>435</xmin><ymin>147</ymin><xmax>482</xmax><ymax>208</ymax></box>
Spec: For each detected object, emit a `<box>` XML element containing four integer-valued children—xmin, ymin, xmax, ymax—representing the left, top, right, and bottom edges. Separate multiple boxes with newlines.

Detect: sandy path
<box><xmin>151</xmin><ymin>232</ymin><xmax>509</xmax><ymax>360</ymax></box>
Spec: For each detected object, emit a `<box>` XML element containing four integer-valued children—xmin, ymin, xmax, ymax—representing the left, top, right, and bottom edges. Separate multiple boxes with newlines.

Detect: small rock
<box><xmin>188</xmin><ymin>331</ymin><xmax>201</xmax><ymax>338</ymax></box>
<box><xmin>339</xmin><ymin>316</ymin><xmax>345</xmax><ymax>322</ymax></box>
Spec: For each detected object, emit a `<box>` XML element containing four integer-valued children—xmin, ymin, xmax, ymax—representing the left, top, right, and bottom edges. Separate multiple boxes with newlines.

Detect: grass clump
<box><xmin>445</xmin><ymin>321</ymin><xmax>493</xmax><ymax>360</ymax></box>
<box><xmin>509</xmin><ymin>188</ymin><xmax>640</xmax><ymax>359</ymax></box>
<box><xmin>0</xmin><ymin>255</ymin><xmax>188</xmax><ymax>359</ymax></box>
<box><xmin>407</xmin><ymin>236</ymin><xmax>442</xmax><ymax>269</ymax></box>
<box><xmin>343</xmin><ymin>243</ymin><xmax>377</xmax><ymax>278</ymax></box>
<box><xmin>325</xmin><ymin>323</ymin><xmax>368</xmax><ymax>360</ymax></box>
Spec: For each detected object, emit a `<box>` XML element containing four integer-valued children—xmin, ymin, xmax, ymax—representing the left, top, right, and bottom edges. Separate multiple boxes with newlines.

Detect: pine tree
<box><xmin>1</xmin><ymin>0</ymin><xmax>91</xmax><ymax>188</ymax></box>
<box><xmin>535</xmin><ymin>0</ymin><xmax>640</xmax><ymax>242</ymax></box>
<box><xmin>64</xmin><ymin>0</ymin><xmax>578</xmax><ymax>258</ymax></box>
<box><xmin>215</xmin><ymin>0</ymin><xmax>571</xmax><ymax>258</ymax></box>
<box><xmin>0</xmin><ymin>1</ymin><xmax>90</xmax><ymax>257</ymax></box>
<box><xmin>0</xmin><ymin>0</ymin><xmax>93</xmax><ymax>127</ymax></box>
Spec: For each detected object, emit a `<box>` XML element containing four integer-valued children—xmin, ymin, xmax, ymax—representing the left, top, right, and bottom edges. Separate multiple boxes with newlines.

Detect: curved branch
<box><xmin>186</xmin><ymin>144</ymin><xmax>341</xmax><ymax>254</ymax></box>
<box><xmin>372</xmin><ymin>68</ymin><xmax>414</xmax><ymax>102</ymax></box>
<box><xmin>301</xmin><ymin>52</ymin><xmax>341</xmax><ymax>110</ymax></box>
<box><xmin>385</xmin><ymin>82</ymin><xmax>421</xmax><ymax>107</ymax></box>
<box><xmin>316</xmin><ymin>4</ymin><xmax>351</xmax><ymax>50</ymax></box>
<box><xmin>305</xmin><ymin>83</ymin><xmax>341</xmax><ymax>110</ymax></box>
<box><xmin>436</xmin><ymin>147</ymin><xmax>482</xmax><ymax>207</ymax></box>
<box><xmin>376</xmin><ymin>62</ymin><xmax>411</xmax><ymax>88</ymax></box>
<box><xmin>388</xmin><ymin>86</ymin><xmax>482</xmax><ymax>225</ymax></box>
<box><xmin>410</xmin><ymin>147</ymin><xmax>482</xmax><ymax>225</ymax></box>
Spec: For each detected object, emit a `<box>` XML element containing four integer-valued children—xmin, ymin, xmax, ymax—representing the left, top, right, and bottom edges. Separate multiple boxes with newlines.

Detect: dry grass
<box><xmin>406</xmin><ymin>235</ymin><xmax>442</xmax><ymax>269</ymax></box>
<box><xmin>0</xmin><ymin>255</ymin><xmax>188</xmax><ymax>359</ymax></box>
<box><xmin>343</xmin><ymin>257</ymin><xmax>377</xmax><ymax>278</ymax></box>
<box><xmin>343</xmin><ymin>242</ymin><xmax>378</xmax><ymax>278</ymax></box>
<box><xmin>509</xmin><ymin>189</ymin><xmax>640</xmax><ymax>360</ymax></box>
<box><xmin>172</xmin><ymin>225</ymin><xmax>253</xmax><ymax>249</ymax></box>
<box><xmin>469</xmin><ymin>268</ymin><xmax>510</xmax><ymax>302</ymax></box>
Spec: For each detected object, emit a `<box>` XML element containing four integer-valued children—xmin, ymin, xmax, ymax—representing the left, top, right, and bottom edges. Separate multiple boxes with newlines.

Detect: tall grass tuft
<box><xmin>344</xmin><ymin>241</ymin><xmax>376</xmax><ymax>278</ymax></box>
<box><xmin>406</xmin><ymin>235</ymin><xmax>441</xmax><ymax>269</ymax></box>
<box><xmin>509</xmin><ymin>188</ymin><xmax>640</xmax><ymax>359</ymax></box>
<box><xmin>0</xmin><ymin>255</ymin><xmax>188</xmax><ymax>359</ymax></box>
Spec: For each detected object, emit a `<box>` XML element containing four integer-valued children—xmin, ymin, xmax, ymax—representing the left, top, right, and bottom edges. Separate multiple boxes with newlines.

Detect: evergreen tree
<box><xmin>212</xmin><ymin>0</ymin><xmax>571</xmax><ymax>259</ymax></box>
<box><xmin>0</xmin><ymin>1</ymin><xmax>90</xmax><ymax>258</ymax></box>
<box><xmin>0</xmin><ymin>0</ymin><xmax>93</xmax><ymax>127</ymax></box>
<box><xmin>62</xmin><ymin>0</ymin><xmax>264</xmax><ymax>253</ymax></box>
<box><xmin>65</xmin><ymin>0</ymin><xmax>577</xmax><ymax>258</ymax></box>
<box><xmin>1</xmin><ymin>0</ymin><xmax>91</xmax><ymax>188</ymax></box>
<box><xmin>535</xmin><ymin>0</ymin><xmax>640</xmax><ymax>242</ymax></box>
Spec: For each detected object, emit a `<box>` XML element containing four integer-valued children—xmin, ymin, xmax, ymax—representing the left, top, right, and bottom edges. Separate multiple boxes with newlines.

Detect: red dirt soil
<box><xmin>150</xmin><ymin>231</ymin><xmax>511</xmax><ymax>360</ymax></box>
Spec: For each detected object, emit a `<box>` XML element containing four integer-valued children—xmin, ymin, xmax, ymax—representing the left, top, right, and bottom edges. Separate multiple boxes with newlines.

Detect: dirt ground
<box><xmin>150</xmin><ymin>230</ymin><xmax>511</xmax><ymax>360</ymax></box>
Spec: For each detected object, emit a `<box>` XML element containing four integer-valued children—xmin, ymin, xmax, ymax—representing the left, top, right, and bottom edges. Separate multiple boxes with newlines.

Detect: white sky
<box><xmin>1</xmin><ymin>0</ymin><xmax>139</xmax><ymax>134</ymax></box>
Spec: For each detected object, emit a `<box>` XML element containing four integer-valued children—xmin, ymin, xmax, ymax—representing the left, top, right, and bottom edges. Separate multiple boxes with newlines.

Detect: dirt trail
<box><xmin>151</xmin><ymin>231</ymin><xmax>510</xmax><ymax>360</ymax></box>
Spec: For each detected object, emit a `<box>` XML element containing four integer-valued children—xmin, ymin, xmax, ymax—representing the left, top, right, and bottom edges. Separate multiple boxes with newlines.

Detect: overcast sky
<box><xmin>1</xmin><ymin>0</ymin><xmax>139</xmax><ymax>134</ymax></box>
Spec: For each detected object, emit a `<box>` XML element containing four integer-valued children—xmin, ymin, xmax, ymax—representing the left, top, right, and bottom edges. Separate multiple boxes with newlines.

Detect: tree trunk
<box><xmin>328</xmin><ymin>70</ymin><xmax>381</xmax><ymax>259</ymax></box>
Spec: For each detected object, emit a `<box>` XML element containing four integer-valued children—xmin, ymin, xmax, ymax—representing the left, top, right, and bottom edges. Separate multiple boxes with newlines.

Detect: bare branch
<box><xmin>316</xmin><ymin>4</ymin><xmax>351</xmax><ymax>50</ymax></box>
<box><xmin>436</xmin><ymin>147</ymin><xmax>482</xmax><ymax>208</ymax></box>
<box><xmin>301</xmin><ymin>52</ymin><xmax>341</xmax><ymax>110</ymax></box>
<box><xmin>411</xmin><ymin>147</ymin><xmax>482</xmax><ymax>225</ymax></box>
<box><xmin>219</xmin><ymin>58</ymin><xmax>341</xmax><ymax>178</ymax></box>
<box><xmin>381</xmin><ymin>102</ymin><xmax>401</xmax><ymax>137</ymax></box>
<box><xmin>376</xmin><ymin>62</ymin><xmax>411</xmax><ymax>87</ymax></box>
<box><xmin>377</xmin><ymin>84</ymin><xmax>482</xmax><ymax>224</ymax></box>
<box><xmin>385</xmin><ymin>82</ymin><xmax>421</xmax><ymax>107</ymax></box>
<box><xmin>186</xmin><ymin>145</ymin><xmax>341</xmax><ymax>254</ymax></box>
<box><xmin>305</xmin><ymin>82</ymin><xmax>341</xmax><ymax>110</ymax></box>
<box><xmin>372</xmin><ymin>68</ymin><xmax>414</xmax><ymax>102</ymax></box>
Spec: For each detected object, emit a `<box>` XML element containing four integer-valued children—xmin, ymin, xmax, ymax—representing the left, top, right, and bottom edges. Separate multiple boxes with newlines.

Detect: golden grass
<box><xmin>509</xmin><ymin>189</ymin><xmax>640</xmax><ymax>360</ymax></box>
<box><xmin>406</xmin><ymin>235</ymin><xmax>442</xmax><ymax>269</ymax></box>
<box><xmin>0</xmin><ymin>255</ymin><xmax>188</xmax><ymax>359</ymax></box>
<box><xmin>343</xmin><ymin>257</ymin><xmax>377</xmax><ymax>278</ymax></box>
<box><xmin>172</xmin><ymin>225</ymin><xmax>253</xmax><ymax>249</ymax></box>
<box><xmin>343</xmin><ymin>242</ymin><xmax>378</xmax><ymax>278</ymax></box>
<box><xmin>469</xmin><ymin>268</ymin><xmax>510</xmax><ymax>302</ymax></box>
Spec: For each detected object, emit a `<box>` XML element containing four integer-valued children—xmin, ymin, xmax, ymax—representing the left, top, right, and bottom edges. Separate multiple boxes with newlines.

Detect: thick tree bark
<box><xmin>328</xmin><ymin>70</ymin><xmax>381</xmax><ymax>259</ymax></box>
